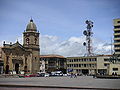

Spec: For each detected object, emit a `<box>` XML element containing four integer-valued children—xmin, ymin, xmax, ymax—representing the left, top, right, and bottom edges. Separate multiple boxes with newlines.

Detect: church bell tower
<box><xmin>23</xmin><ymin>19</ymin><xmax>40</xmax><ymax>73</ymax></box>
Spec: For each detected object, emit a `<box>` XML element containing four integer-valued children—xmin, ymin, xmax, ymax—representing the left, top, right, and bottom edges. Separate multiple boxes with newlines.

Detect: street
<box><xmin>0</xmin><ymin>76</ymin><xmax>120</xmax><ymax>89</ymax></box>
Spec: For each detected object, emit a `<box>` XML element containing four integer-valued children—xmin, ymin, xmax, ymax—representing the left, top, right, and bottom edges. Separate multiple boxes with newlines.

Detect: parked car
<box><xmin>24</xmin><ymin>74</ymin><xmax>37</xmax><ymax>77</ymax></box>
<box><xmin>50</xmin><ymin>71</ymin><xmax>63</xmax><ymax>76</ymax></box>
<box><xmin>44</xmin><ymin>73</ymin><xmax>49</xmax><ymax>77</ymax></box>
<box><xmin>37</xmin><ymin>73</ymin><xmax>49</xmax><ymax>77</ymax></box>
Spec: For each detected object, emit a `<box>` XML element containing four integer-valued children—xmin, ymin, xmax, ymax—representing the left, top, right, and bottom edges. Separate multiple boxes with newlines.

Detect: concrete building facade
<box><xmin>114</xmin><ymin>18</ymin><xmax>120</xmax><ymax>57</ymax></box>
<box><xmin>67</xmin><ymin>56</ymin><xmax>97</xmax><ymax>75</ymax></box>
<box><xmin>108</xmin><ymin>63</ymin><xmax>120</xmax><ymax>75</ymax></box>
<box><xmin>67</xmin><ymin>55</ymin><xmax>112</xmax><ymax>75</ymax></box>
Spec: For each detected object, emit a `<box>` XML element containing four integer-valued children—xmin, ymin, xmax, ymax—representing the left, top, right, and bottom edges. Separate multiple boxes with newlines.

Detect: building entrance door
<box><xmin>6</xmin><ymin>65</ymin><xmax>9</xmax><ymax>74</ymax></box>
<box><xmin>15</xmin><ymin>63</ymin><xmax>19</xmax><ymax>74</ymax></box>
<box><xmin>24</xmin><ymin>66</ymin><xmax>27</xmax><ymax>73</ymax></box>
<box><xmin>82</xmin><ymin>69</ymin><xmax>89</xmax><ymax>75</ymax></box>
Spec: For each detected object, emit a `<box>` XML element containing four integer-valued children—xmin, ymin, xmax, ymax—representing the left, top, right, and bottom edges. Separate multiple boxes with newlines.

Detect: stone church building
<box><xmin>2</xmin><ymin>19</ymin><xmax>40</xmax><ymax>74</ymax></box>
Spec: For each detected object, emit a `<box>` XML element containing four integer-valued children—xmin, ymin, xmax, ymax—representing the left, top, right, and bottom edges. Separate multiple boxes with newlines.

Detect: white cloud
<box><xmin>0</xmin><ymin>35</ymin><xmax>113</xmax><ymax>57</ymax></box>
<box><xmin>0</xmin><ymin>40</ymin><xmax>11</xmax><ymax>47</ymax></box>
<box><xmin>40</xmin><ymin>35</ymin><xmax>113</xmax><ymax>57</ymax></box>
<box><xmin>0</xmin><ymin>41</ymin><xmax>3</xmax><ymax>46</ymax></box>
<box><xmin>0</xmin><ymin>36</ymin><xmax>23</xmax><ymax>47</ymax></box>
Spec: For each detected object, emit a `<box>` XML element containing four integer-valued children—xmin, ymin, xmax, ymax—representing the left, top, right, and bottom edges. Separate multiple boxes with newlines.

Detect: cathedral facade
<box><xmin>2</xmin><ymin>19</ymin><xmax>40</xmax><ymax>74</ymax></box>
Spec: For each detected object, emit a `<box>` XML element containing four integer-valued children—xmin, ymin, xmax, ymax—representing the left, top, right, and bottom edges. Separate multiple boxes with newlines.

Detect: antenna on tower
<box><xmin>83</xmin><ymin>20</ymin><xmax>94</xmax><ymax>56</ymax></box>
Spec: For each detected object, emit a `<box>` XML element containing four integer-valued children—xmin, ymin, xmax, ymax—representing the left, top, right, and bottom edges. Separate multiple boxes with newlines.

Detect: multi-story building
<box><xmin>67</xmin><ymin>55</ymin><xmax>112</xmax><ymax>75</ymax></box>
<box><xmin>114</xmin><ymin>18</ymin><xmax>120</xmax><ymax>57</ymax></box>
<box><xmin>67</xmin><ymin>56</ymin><xmax>97</xmax><ymax>75</ymax></box>
<box><xmin>2</xmin><ymin>19</ymin><xmax>40</xmax><ymax>74</ymax></box>
<box><xmin>40</xmin><ymin>54</ymin><xmax>67</xmax><ymax>74</ymax></box>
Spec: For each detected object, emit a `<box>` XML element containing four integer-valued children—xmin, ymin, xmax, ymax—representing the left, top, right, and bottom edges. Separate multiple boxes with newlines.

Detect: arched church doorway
<box><xmin>5</xmin><ymin>65</ymin><xmax>9</xmax><ymax>74</ymax></box>
<box><xmin>15</xmin><ymin>63</ymin><xmax>19</xmax><ymax>74</ymax></box>
<box><xmin>24</xmin><ymin>66</ymin><xmax>27</xmax><ymax>73</ymax></box>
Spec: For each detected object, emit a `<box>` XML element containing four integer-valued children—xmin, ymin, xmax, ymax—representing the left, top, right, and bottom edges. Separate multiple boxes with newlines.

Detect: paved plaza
<box><xmin>0</xmin><ymin>76</ymin><xmax>120</xmax><ymax>89</ymax></box>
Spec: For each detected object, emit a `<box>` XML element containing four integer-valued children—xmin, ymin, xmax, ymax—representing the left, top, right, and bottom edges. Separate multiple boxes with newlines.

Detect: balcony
<box><xmin>114</xmin><ymin>42</ymin><xmax>120</xmax><ymax>45</ymax></box>
<box><xmin>114</xmin><ymin>38</ymin><xmax>120</xmax><ymax>40</ymax></box>
<box><xmin>114</xmin><ymin>47</ymin><xmax>120</xmax><ymax>50</ymax></box>
<box><xmin>115</xmin><ymin>52</ymin><xmax>120</xmax><ymax>54</ymax></box>
<box><xmin>114</xmin><ymin>28</ymin><xmax>120</xmax><ymax>31</ymax></box>
<box><xmin>114</xmin><ymin>33</ymin><xmax>120</xmax><ymax>36</ymax></box>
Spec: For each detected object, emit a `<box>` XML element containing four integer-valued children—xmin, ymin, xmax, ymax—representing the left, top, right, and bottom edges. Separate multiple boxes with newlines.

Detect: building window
<box><xmin>89</xmin><ymin>59</ymin><xmax>91</xmax><ymax>61</ymax></box>
<box><xmin>35</xmin><ymin>38</ymin><xmax>37</xmax><ymax>44</ymax></box>
<box><xmin>6</xmin><ymin>56</ymin><xmax>9</xmax><ymax>64</ymax></box>
<box><xmin>84</xmin><ymin>64</ymin><xmax>86</xmax><ymax>67</ymax></box>
<box><xmin>104</xmin><ymin>64</ymin><xmax>108</xmax><ymax>66</ymax></box>
<box><xmin>26</xmin><ymin>38</ymin><xmax>29</xmax><ymax>45</ymax></box>
<box><xmin>117</xmin><ymin>21</ymin><xmax>120</xmax><ymax>23</ymax></box>
<box><xmin>25</xmin><ymin>57</ymin><xmax>27</xmax><ymax>64</ymax></box>
<box><xmin>81</xmin><ymin>59</ymin><xmax>83</xmax><ymax>62</ymax></box>
<box><xmin>115</xmin><ymin>45</ymin><xmax>120</xmax><ymax>47</ymax></box>
<box><xmin>79</xmin><ymin>64</ymin><xmax>81</xmax><ymax>67</ymax></box>
<box><xmin>71</xmin><ymin>64</ymin><xmax>73</xmax><ymax>67</ymax></box>
<box><xmin>94</xmin><ymin>58</ymin><xmax>96</xmax><ymax>61</ymax></box>
<box><xmin>113</xmin><ymin>68</ymin><xmax>118</xmax><ymax>71</ymax></box>
<box><xmin>89</xmin><ymin>64</ymin><xmax>91</xmax><ymax>67</ymax></box>
<box><xmin>79</xmin><ymin>59</ymin><xmax>81</xmax><ymax>62</ymax></box>
<box><xmin>72</xmin><ymin>60</ymin><xmax>74</xmax><ymax>62</ymax></box>
<box><xmin>114</xmin><ymin>40</ymin><xmax>120</xmax><ymax>43</ymax></box>
<box><xmin>81</xmin><ymin>64</ymin><xmax>83</xmax><ymax>67</ymax></box>
<box><xmin>69</xmin><ymin>59</ymin><xmax>71</xmax><ymax>62</ymax></box>
<box><xmin>104</xmin><ymin>59</ymin><xmax>109</xmax><ymax>61</ymax></box>
<box><xmin>114</xmin><ymin>26</ymin><xmax>120</xmax><ymax>29</ymax></box>
<box><xmin>114</xmin><ymin>31</ymin><xmax>120</xmax><ymax>33</ymax></box>
<box><xmin>74</xmin><ymin>59</ymin><xmax>76</xmax><ymax>62</ymax></box>
<box><xmin>92</xmin><ymin>59</ymin><xmax>94</xmax><ymax>61</ymax></box>
<box><xmin>115</xmin><ymin>50</ymin><xmax>120</xmax><ymax>52</ymax></box>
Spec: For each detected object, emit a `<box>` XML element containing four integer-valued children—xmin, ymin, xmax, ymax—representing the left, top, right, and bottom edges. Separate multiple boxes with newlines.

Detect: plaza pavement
<box><xmin>0</xmin><ymin>76</ymin><xmax>120</xmax><ymax>89</ymax></box>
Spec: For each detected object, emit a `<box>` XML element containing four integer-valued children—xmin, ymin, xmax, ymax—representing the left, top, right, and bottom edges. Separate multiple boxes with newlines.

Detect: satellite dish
<box><xmin>83</xmin><ymin>42</ymin><xmax>86</xmax><ymax>46</ymax></box>
<box><xmin>85</xmin><ymin>20</ymin><xmax>89</xmax><ymax>24</ymax></box>
<box><xmin>83</xmin><ymin>30</ymin><xmax>87</xmax><ymax>35</ymax></box>
<box><xmin>88</xmin><ymin>31</ymin><xmax>91</xmax><ymax>36</ymax></box>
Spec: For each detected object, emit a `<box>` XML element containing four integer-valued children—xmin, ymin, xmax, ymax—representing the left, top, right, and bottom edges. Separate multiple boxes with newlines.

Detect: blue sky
<box><xmin>0</xmin><ymin>0</ymin><xmax>120</xmax><ymax>41</ymax></box>
<box><xmin>0</xmin><ymin>0</ymin><xmax>120</xmax><ymax>56</ymax></box>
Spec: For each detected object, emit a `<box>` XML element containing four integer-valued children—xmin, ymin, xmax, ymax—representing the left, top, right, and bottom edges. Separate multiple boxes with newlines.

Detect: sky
<box><xmin>0</xmin><ymin>0</ymin><xmax>120</xmax><ymax>57</ymax></box>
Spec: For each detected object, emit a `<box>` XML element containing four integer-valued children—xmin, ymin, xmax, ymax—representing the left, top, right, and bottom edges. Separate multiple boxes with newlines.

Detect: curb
<box><xmin>0</xmin><ymin>84</ymin><xmax>118</xmax><ymax>90</ymax></box>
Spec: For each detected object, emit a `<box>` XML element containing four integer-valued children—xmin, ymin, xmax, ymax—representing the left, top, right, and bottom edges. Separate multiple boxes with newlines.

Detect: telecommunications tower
<box><xmin>83</xmin><ymin>20</ymin><xmax>94</xmax><ymax>56</ymax></box>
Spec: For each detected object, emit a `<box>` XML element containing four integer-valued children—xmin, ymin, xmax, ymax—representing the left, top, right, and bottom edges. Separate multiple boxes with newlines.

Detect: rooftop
<box><xmin>40</xmin><ymin>54</ymin><xmax>66</xmax><ymax>58</ymax></box>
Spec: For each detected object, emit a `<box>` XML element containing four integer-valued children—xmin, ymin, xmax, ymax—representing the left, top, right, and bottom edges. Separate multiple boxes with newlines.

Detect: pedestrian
<box><xmin>70</xmin><ymin>73</ymin><xmax>73</xmax><ymax>78</ymax></box>
<box><xmin>74</xmin><ymin>73</ymin><xmax>77</xmax><ymax>78</ymax></box>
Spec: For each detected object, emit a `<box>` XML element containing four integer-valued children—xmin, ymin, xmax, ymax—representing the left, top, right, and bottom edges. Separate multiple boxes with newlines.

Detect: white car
<box><xmin>44</xmin><ymin>73</ymin><xmax>49</xmax><ymax>77</ymax></box>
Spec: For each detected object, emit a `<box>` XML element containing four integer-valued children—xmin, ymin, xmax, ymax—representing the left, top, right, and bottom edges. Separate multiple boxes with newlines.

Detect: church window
<box><xmin>26</xmin><ymin>38</ymin><xmax>29</xmax><ymax>45</ymax></box>
<box><xmin>6</xmin><ymin>56</ymin><xmax>9</xmax><ymax>64</ymax></box>
<box><xmin>35</xmin><ymin>38</ymin><xmax>37</xmax><ymax>44</ymax></box>
<box><xmin>25</xmin><ymin>57</ymin><xmax>27</xmax><ymax>64</ymax></box>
